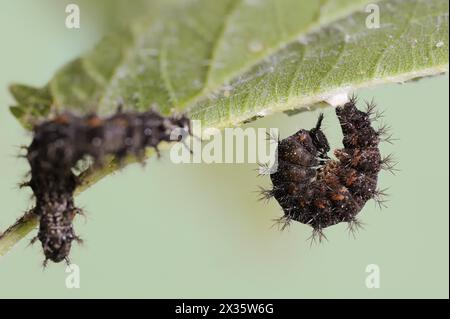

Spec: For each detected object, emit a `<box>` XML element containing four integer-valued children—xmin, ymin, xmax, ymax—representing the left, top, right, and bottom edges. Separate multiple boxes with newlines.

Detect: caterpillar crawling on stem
<box><xmin>22</xmin><ymin>108</ymin><xmax>190</xmax><ymax>265</ymax></box>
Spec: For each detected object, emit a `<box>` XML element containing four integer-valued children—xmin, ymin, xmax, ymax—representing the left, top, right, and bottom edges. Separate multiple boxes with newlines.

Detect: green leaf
<box><xmin>9</xmin><ymin>84</ymin><xmax>52</xmax><ymax>129</ymax></box>
<box><xmin>10</xmin><ymin>0</ymin><xmax>448</xmax><ymax>128</ymax></box>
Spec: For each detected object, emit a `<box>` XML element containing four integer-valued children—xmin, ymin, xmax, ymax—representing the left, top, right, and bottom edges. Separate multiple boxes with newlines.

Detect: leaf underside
<box><xmin>10</xmin><ymin>0</ymin><xmax>448</xmax><ymax>130</ymax></box>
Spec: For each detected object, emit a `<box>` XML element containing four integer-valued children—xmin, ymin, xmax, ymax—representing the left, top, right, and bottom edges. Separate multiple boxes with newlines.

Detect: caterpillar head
<box><xmin>40</xmin><ymin>228</ymin><xmax>74</xmax><ymax>263</ymax></box>
<box><xmin>169</xmin><ymin>114</ymin><xmax>192</xmax><ymax>139</ymax></box>
<box><xmin>37</xmin><ymin>206</ymin><xmax>77</xmax><ymax>264</ymax></box>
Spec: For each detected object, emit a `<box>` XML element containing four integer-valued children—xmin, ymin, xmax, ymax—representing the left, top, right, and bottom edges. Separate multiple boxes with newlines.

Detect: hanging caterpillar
<box><xmin>23</xmin><ymin>109</ymin><xmax>190</xmax><ymax>265</ymax></box>
<box><xmin>262</xmin><ymin>96</ymin><xmax>396</xmax><ymax>241</ymax></box>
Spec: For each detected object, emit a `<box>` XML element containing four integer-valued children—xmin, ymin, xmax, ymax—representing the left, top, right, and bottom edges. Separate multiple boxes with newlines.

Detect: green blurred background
<box><xmin>0</xmin><ymin>0</ymin><xmax>448</xmax><ymax>298</ymax></box>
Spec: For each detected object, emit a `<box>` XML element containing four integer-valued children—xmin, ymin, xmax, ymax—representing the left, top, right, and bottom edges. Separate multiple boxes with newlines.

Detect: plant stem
<box><xmin>0</xmin><ymin>211</ymin><xmax>38</xmax><ymax>257</ymax></box>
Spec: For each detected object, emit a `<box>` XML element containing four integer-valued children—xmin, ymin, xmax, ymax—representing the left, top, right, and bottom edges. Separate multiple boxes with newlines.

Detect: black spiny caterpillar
<box><xmin>24</xmin><ymin>109</ymin><xmax>190</xmax><ymax>265</ymax></box>
<box><xmin>262</xmin><ymin>97</ymin><xmax>396</xmax><ymax>241</ymax></box>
